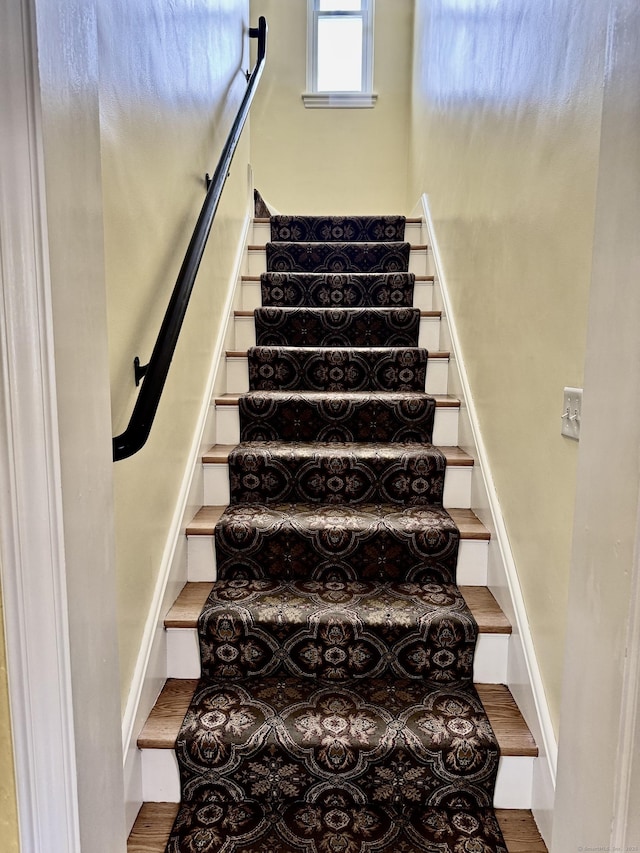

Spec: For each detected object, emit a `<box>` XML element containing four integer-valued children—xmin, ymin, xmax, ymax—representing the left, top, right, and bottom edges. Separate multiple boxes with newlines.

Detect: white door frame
<box><xmin>0</xmin><ymin>0</ymin><xmax>81</xmax><ymax>849</ymax></box>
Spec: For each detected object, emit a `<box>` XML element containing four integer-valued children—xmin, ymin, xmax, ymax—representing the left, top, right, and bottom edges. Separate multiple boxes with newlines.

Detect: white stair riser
<box><xmin>234</xmin><ymin>314</ymin><xmax>441</xmax><ymax>351</ymax></box>
<box><xmin>493</xmin><ymin>756</ymin><xmax>535</xmax><ymax>809</ymax></box>
<box><xmin>252</xmin><ymin>221</ymin><xmax>424</xmax><ymax>244</ymax></box>
<box><xmin>166</xmin><ymin>628</ymin><xmax>508</xmax><ymax>684</ymax></box>
<box><xmin>247</xmin><ymin>248</ymin><xmax>431</xmax><ymax>277</ymax></box>
<box><xmin>140</xmin><ymin>749</ymin><xmax>533</xmax><ymax>808</ymax></box>
<box><xmin>226</xmin><ymin>356</ymin><xmax>449</xmax><ymax>396</ymax></box>
<box><xmin>141</xmin><ymin>751</ymin><xmax>181</xmax><ymax>803</ymax></box>
<box><xmin>473</xmin><ymin>634</ymin><xmax>509</xmax><ymax>683</ymax></box>
<box><xmin>187</xmin><ymin>534</ymin><xmax>489</xmax><ymax>586</ymax></box>
<box><xmin>241</xmin><ymin>279</ymin><xmax>434</xmax><ymax>311</ymax></box>
<box><xmin>215</xmin><ymin>404</ymin><xmax>459</xmax><ymax>447</ymax></box>
<box><xmin>163</xmin><ymin>631</ymin><xmax>508</xmax><ymax>684</ymax></box>
<box><xmin>203</xmin><ymin>463</ymin><xmax>472</xmax><ymax>509</ymax></box>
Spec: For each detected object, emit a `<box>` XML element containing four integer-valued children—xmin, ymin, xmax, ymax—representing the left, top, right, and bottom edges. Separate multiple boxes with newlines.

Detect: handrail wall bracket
<box><xmin>112</xmin><ymin>16</ymin><xmax>267</xmax><ymax>461</ymax></box>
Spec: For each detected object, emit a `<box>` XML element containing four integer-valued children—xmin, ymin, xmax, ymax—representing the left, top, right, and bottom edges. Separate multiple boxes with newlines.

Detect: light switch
<box><xmin>561</xmin><ymin>387</ymin><xmax>582</xmax><ymax>440</ymax></box>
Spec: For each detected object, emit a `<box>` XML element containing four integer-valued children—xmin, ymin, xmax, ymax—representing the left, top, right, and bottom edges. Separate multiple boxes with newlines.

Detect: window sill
<box><xmin>302</xmin><ymin>92</ymin><xmax>378</xmax><ymax>109</ymax></box>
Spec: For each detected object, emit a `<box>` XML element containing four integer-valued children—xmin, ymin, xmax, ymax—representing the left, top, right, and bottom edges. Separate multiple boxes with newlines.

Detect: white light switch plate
<box><xmin>561</xmin><ymin>387</ymin><xmax>583</xmax><ymax>440</ymax></box>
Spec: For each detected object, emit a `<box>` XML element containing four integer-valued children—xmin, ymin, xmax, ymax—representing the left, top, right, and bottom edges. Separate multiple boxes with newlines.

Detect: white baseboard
<box><xmin>416</xmin><ymin>194</ymin><xmax>556</xmax><ymax>847</ymax></box>
<box><xmin>121</xmin><ymin>192</ymin><xmax>254</xmax><ymax>835</ymax></box>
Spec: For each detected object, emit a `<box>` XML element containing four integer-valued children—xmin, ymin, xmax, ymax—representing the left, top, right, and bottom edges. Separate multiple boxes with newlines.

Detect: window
<box><xmin>303</xmin><ymin>0</ymin><xmax>377</xmax><ymax>108</ymax></box>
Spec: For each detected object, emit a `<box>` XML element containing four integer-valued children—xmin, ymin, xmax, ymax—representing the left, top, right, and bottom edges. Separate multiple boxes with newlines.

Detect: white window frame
<box><xmin>303</xmin><ymin>0</ymin><xmax>377</xmax><ymax>109</ymax></box>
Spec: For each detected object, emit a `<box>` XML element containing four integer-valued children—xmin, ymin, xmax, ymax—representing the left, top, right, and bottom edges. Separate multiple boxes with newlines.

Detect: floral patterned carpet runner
<box><xmin>166</xmin><ymin>215</ymin><xmax>508</xmax><ymax>852</ymax></box>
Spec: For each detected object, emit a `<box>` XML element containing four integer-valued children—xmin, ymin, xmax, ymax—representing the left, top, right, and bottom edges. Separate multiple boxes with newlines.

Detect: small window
<box><xmin>303</xmin><ymin>0</ymin><xmax>377</xmax><ymax>108</ymax></box>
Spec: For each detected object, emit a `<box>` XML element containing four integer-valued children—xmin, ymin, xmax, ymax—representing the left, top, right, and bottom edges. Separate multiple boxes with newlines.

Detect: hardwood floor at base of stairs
<box><xmin>127</xmin><ymin>802</ymin><xmax>548</xmax><ymax>853</ymax></box>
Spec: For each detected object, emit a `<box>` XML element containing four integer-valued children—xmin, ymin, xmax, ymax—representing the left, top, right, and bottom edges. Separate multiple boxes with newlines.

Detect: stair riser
<box><xmin>166</xmin><ymin>628</ymin><xmax>508</xmax><ymax>683</ymax></box>
<box><xmin>187</xmin><ymin>533</ymin><xmax>488</xmax><ymax>585</ymax></box>
<box><xmin>241</xmin><ymin>278</ymin><xmax>435</xmax><ymax>311</ymax></box>
<box><xmin>247</xmin><ymin>247</ymin><xmax>432</xmax><ymax>277</ymax></box>
<box><xmin>252</xmin><ymin>221</ymin><xmax>424</xmax><ymax>244</ymax></box>
<box><xmin>139</xmin><ymin>750</ymin><xmax>534</xmax><ymax>809</ymax></box>
<box><xmin>228</xmin><ymin>445</ymin><xmax>447</xmax><ymax>506</ymax></box>
<box><xmin>203</xmin><ymin>462</ymin><xmax>472</xmax><ymax>508</ymax></box>
<box><xmin>234</xmin><ymin>314</ymin><xmax>441</xmax><ymax>351</ymax></box>
<box><xmin>226</xmin><ymin>355</ymin><xmax>449</xmax><ymax>395</ymax></box>
<box><xmin>215</xmin><ymin>403</ymin><xmax>459</xmax><ymax>446</ymax></box>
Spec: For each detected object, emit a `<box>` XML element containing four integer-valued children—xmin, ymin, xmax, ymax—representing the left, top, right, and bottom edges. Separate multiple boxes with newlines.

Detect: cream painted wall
<box><xmin>409</xmin><ymin>0</ymin><xmax>609</xmax><ymax>734</ymax></box>
<box><xmin>99</xmin><ymin>0</ymin><xmax>253</xmax><ymax>704</ymax></box>
<box><xmin>0</xmin><ymin>598</ymin><xmax>19</xmax><ymax>853</ymax></box>
<box><xmin>249</xmin><ymin>0</ymin><xmax>413</xmax><ymax>214</ymax></box>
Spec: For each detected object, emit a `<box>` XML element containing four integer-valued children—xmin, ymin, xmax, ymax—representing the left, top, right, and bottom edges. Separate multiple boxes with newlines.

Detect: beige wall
<box><xmin>249</xmin><ymin>0</ymin><xmax>413</xmax><ymax>214</ymax></box>
<box><xmin>99</xmin><ymin>0</ymin><xmax>252</xmax><ymax>704</ymax></box>
<box><xmin>409</xmin><ymin>0</ymin><xmax>609</xmax><ymax>734</ymax></box>
<box><xmin>0</xmin><ymin>597</ymin><xmax>19</xmax><ymax>853</ymax></box>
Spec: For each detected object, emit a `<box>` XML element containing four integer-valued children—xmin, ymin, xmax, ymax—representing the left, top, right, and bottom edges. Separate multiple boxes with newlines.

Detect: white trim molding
<box><xmin>417</xmin><ymin>193</ymin><xmax>556</xmax><ymax>846</ymax></box>
<box><xmin>610</xmin><ymin>481</ymin><xmax>640</xmax><ymax>849</ymax></box>
<box><xmin>0</xmin><ymin>0</ymin><xmax>81</xmax><ymax>850</ymax></box>
<box><xmin>302</xmin><ymin>92</ymin><xmax>378</xmax><ymax>108</ymax></box>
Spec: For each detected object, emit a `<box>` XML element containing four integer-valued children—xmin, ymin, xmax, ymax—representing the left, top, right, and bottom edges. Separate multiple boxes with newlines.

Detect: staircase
<box><xmin>127</xmin><ymin>215</ymin><xmax>547</xmax><ymax>852</ymax></box>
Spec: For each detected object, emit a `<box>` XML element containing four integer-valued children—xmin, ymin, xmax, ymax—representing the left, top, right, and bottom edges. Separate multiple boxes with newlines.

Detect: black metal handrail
<box><xmin>113</xmin><ymin>17</ymin><xmax>267</xmax><ymax>461</ymax></box>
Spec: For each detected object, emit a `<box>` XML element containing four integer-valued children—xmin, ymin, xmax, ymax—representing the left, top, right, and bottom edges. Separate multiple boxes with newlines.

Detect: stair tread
<box><xmin>248</xmin><ymin>243</ymin><xmax>430</xmax><ymax>251</ymax></box>
<box><xmin>202</xmin><ymin>442</ymin><xmax>474</xmax><ymax>468</ymax></box>
<box><xmin>495</xmin><ymin>810</ymin><xmax>548</xmax><ymax>851</ymax></box>
<box><xmin>476</xmin><ymin>684</ymin><xmax>538</xmax><ymax>756</ymax></box>
<box><xmin>196</xmin><ymin>579</ymin><xmax>478</xmax><ymax>682</ymax></box>
<box><xmin>127</xmin><ymin>803</ymin><xmax>547</xmax><ymax>853</ymax></box>
<box><xmin>216</xmin><ymin>391</ymin><xmax>460</xmax><ymax>407</ymax></box>
<box><xmin>242</xmin><ymin>273</ymin><xmax>435</xmax><ymax>282</ymax></box>
<box><xmin>227</xmin><ymin>347</ymin><xmax>450</xmax><ymax>358</ymax></box>
<box><xmin>235</xmin><ymin>308</ymin><xmax>441</xmax><ymax>317</ymax></box>
<box><xmin>253</xmin><ymin>216</ymin><xmax>424</xmax><ymax>225</ymax></box>
<box><xmin>254</xmin><ymin>216</ymin><xmax>424</xmax><ymax>224</ymax></box>
<box><xmin>128</xmin><ymin>802</ymin><xmax>179</xmax><ymax>852</ymax></box>
<box><xmin>139</xmin><ymin>678</ymin><xmax>198</xmax><ymax>748</ymax></box>
<box><xmin>165</xmin><ymin>581</ymin><xmax>511</xmax><ymax>634</ymax></box>
<box><xmin>186</xmin><ymin>505</ymin><xmax>489</xmax><ymax>539</ymax></box>
<box><xmin>138</xmin><ymin>678</ymin><xmax>536</xmax><ymax>757</ymax></box>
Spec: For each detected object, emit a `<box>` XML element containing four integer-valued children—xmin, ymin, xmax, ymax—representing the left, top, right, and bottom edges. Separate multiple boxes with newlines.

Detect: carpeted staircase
<box><xmin>128</xmin><ymin>214</ymin><xmax>547</xmax><ymax>852</ymax></box>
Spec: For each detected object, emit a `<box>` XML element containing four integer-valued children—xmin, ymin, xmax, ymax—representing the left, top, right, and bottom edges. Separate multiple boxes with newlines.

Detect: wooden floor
<box><xmin>127</xmin><ymin>802</ymin><xmax>548</xmax><ymax>852</ymax></box>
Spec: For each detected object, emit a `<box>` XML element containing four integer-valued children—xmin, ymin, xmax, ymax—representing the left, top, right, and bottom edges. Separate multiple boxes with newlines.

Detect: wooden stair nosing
<box><xmin>495</xmin><ymin>809</ymin><xmax>548</xmax><ymax>852</ymax></box>
<box><xmin>137</xmin><ymin>678</ymin><xmax>537</xmax><ymax>757</ymax></box>
<box><xmin>215</xmin><ymin>392</ymin><xmax>460</xmax><ymax>408</ymax></box>
<box><xmin>165</xmin><ymin>581</ymin><xmax>511</xmax><ymax>636</ymax></box>
<box><xmin>186</xmin><ymin>506</ymin><xmax>490</xmax><ymax>540</ymax></box>
<box><xmin>252</xmin><ymin>217</ymin><xmax>425</xmax><ymax>225</ymax></box>
<box><xmin>233</xmin><ymin>308</ymin><xmax>442</xmax><ymax>318</ymax></box>
<box><xmin>202</xmin><ymin>443</ymin><xmax>473</xmax><ymax>466</ymax></box>
<box><xmin>127</xmin><ymin>802</ymin><xmax>548</xmax><ymax>853</ymax></box>
<box><xmin>226</xmin><ymin>348</ymin><xmax>450</xmax><ymax>359</ymax></box>
<box><xmin>241</xmin><ymin>273</ymin><xmax>435</xmax><ymax>282</ymax></box>
<box><xmin>247</xmin><ymin>243</ymin><xmax>430</xmax><ymax>252</ymax></box>
<box><xmin>126</xmin><ymin>804</ymin><xmax>547</xmax><ymax>853</ymax></box>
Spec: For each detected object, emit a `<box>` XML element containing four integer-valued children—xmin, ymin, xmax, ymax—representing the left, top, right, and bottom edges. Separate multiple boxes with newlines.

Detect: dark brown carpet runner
<box><xmin>166</xmin><ymin>215</ymin><xmax>508</xmax><ymax>852</ymax></box>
